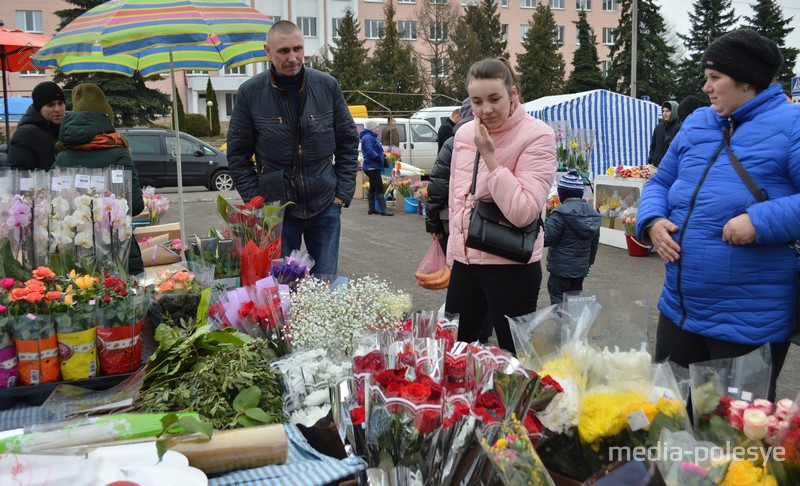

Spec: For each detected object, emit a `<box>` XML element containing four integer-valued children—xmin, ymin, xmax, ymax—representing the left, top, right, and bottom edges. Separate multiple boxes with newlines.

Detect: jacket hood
<box><xmin>360</xmin><ymin>129</ymin><xmax>377</xmax><ymax>141</ymax></box>
<box><xmin>663</xmin><ymin>100</ymin><xmax>680</xmax><ymax>127</ymax></box>
<box><xmin>58</xmin><ymin>111</ymin><xmax>116</xmax><ymax>147</ymax></box>
<box><xmin>558</xmin><ymin>199</ymin><xmax>601</xmax><ymax>239</ymax></box>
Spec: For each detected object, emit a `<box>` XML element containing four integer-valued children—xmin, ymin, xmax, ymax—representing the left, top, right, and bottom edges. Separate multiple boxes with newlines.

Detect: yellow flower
<box><xmin>74</xmin><ymin>274</ymin><xmax>98</xmax><ymax>290</ymax></box>
<box><xmin>64</xmin><ymin>284</ymin><xmax>74</xmax><ymax>306</ymax></box>
<box><xmin>578</xmin><ymin>392</ymin><xmax>649</xmax><ymax>448</ymax></box>
<box><xmin>494</xmin><ymin>438</ymin><xmax>508</xmax><ymax>450</ymax></box>
<box><xmin>720</xmin><ymin>460</ymin><xmax>770</xmax><ymax>486</ymax></box>
<box><xmin>570</xmin><ymin>140</ymin><xmax>579</xmax><ymax>150</ymax></box>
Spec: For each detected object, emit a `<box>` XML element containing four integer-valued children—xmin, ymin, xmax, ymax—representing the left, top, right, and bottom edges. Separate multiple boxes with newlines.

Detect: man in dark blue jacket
<box><xmin>227</xmin><ymin>20</ymin><xmax>359</xmax><ymax>276</ymax></box>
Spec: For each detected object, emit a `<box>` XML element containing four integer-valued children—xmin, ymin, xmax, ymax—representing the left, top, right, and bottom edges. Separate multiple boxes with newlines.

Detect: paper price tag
<box><xmin>111</xmin><ymin>170</ymin><xmax>124</xmax><ymax>184</ymax></box>
<box><xmin>90</xmin><ymin>175</ymin><xmax>106</xmax><ymax>190</ymax></box>
<box><xmin>75</xmin><ymin>174</ymin><xmax>91</xmax><ymax>189</ymax></box>
<box><xmin>19</xmin><ymin>178</ymin><xmax>32</xmax><ymax>191</ymax></box>
<box><xmin>727</xmin><ymin>387</ymin><xmax>740</xmax><ymax>396</ymax></box>
<box><xmin>51</xmin><ymin>176</ymin><xmax>70</xmax><ymax>191</ymax></box>
<box><xmin>741</xmin><ymin>391</ymin><xmax>753</xmax><ymax>402</ymax></box>
<box><xmin>648</xmin><ymin>386</ymin><xmax>677</xmax><ymax>403</ymax></box>
<box><xmin>626</xmin><ymin>409</ymin><xmax>650</xmax><ymax>432</ymax></box>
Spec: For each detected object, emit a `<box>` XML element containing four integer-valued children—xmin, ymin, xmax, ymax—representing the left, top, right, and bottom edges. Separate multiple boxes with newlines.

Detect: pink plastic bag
<box><xmin>415</xmin><ymin>240</ymin><xmax>448</xmax><ymax>289</ymax></box>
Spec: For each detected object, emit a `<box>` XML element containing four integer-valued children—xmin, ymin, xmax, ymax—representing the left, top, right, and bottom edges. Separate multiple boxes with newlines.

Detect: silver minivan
<box><xmin>410</xmin><ymin>106</ymin><xmax>461</xmax><ymax>132</ymax></box>
<box><xmin>353</xmin><ymin>117</ymin><xmax>439</xmax><ymax>173</ymax></box>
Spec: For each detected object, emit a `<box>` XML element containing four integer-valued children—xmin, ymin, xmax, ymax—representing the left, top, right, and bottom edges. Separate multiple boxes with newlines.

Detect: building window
<box><xmin>501</xmin><ymin>24</ymin><xmax>508</xmax><ymax>42</ymax></box>
<box><xmin>332</xmin><ymin>18</ymin><xmax>343</xmax><ymax>39</ymax></box>
<box><xmin>19</xmin><ymin>69</ymin><xmax>45</xmax><ymax>77</ymax></box>
<box><xmin>271</xmin><ymin>15</ymin><xmax>281</xmax><ymax>22</ymax></box>
<box><xmin>520</xmin><ymin>24</ymin><xmax>530</xmax><ymax>41</ymax></box>
<box><xmin>431</xmin><ymin>58</ymin><xmax>448</xmax><ymax>77</ymax></box>
<box><xmin>602</xmin><ymin>27</ymin><xmax>615</xmax><ymax>45</ymax></box>
<box><xmin>430</xmin><ymin>21</ymin><xmax>447</xmax><ymax>41</ymax></box>
<box><xmin>577</xmin><ymin>0</ymin><xmax>591</xmax><ymax>10</ymax></box>
<box><xmin>521</xmin><ymin>0</ymin><xmax>536</xmax><ymax>7</ymax></box>
<box><xmin>553</xmin><ymin>25</ymin><xmax>564</xmax><ymax>44</ymax></box>
<box><xmin>297</xmin><ymin>17</ymin><xmax>317</xmax><ymax>37</ymax></box>
<box><xmin>549</xmin><ymin>0</ymin><xmax>564</xmax><ymax>9</ymax></box>
<box><xmin>365</xmin><ymin>20</ymin><xmax>385</xmax><ymax>39</ymax></box>
<box><xmin>602</xmin><ymin>0</ymin><xmax>617</xmax><ymax>11</ymax></box>
<box><xmin>16</xmin><ymin>10</ymin><xmax>42</xmax><ymax>33</ymax></box>
<box><xmin>304</xmin><ymin>56</ymin><xmax>316</xmax><ymax>68</ymax></box>
<box><xmin>501</xmin><ymin>0</ymin><xmax>508</xmax><ymax>6</ymax></box>
<box><xmin>460</xmin><ymin>0</ymin><xmax>478</xmax><ymax>5</ymax></box>
<box><xmin>398</xmin><ymin>0</ymin><xmax>416</xmax><ymax>3</ymax></box>
<box><xmin>602</xmin><ymin>60</ymin><xmax>612</xmax><ymax>75</ymax></box>
<box><xmin>398</xmin><ymin>20</ymin><xmax>417</xmax><ymax>40</ymax></box>
<box><xmin>224</xmin><ymin>65</ymin><xmax>247</xmax><ymax>75</ymax></box>
<box><xmin>429</xmin><ymin>0</ymin><xmax>447</xmax><ymax>4</ymax></box>
<box><xmin>186</xmin><ymin>70</ymin><xmax>209</xmax><ymax>76</ymax></box>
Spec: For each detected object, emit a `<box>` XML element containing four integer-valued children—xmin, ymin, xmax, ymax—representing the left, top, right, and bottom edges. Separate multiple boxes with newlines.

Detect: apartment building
<box><xmin>10</xmin><ymin>0</ymin><xmax>619</xmax><ymax>125</ymax></box>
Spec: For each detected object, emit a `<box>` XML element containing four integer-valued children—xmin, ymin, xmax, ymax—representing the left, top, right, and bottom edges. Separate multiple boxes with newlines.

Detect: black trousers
<box><xmin>655</xmin><ymin>313</ymin><xmax>790</xmax><ymax>402</ymax></box>
<box><xmin>365</xmin><ymin>169</ymin><xmax>383</xmax><ymax>197</ymax></box>
<box><xmin>445</xmin><ymin>260</ymin><xmax>542</xmax><ymax>354</ymax></box>
<box><xmin>547</xmin><ymin>274</ymin><xmax>585</xmax><ymax>305</ymax></box>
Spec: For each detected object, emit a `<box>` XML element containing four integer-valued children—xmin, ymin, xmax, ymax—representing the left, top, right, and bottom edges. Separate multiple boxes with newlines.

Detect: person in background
<box><xmin>227</xmin><ymin>20</ymin><xmax>359</xmax><ymax>276</ymax></box>
<box><xmin>677</xmin><ymin>95</ymin><xmax>702</xmax><ymax>124</ymax></box>
<box><xmin>54</xmin><ymin>83</ymin><xmax>144</xmax><ymax>275</ymax></box>
<box><xmin>636</xmin><ymin>29</ymin><xmax>799</xmax><ymax>402</ymax></box>
<box><xmin>381</xmin><ymin>116</ymin><xmax>400</xmax><ymax>149</ymax></box>
<box><xmin>445</xmin><ymin>58</ymin><xmax>556</xmax><ymax>355</ymax></box>
<box><xmin>543</xmin><ymin>169</ymin><xmax>600</xmax><ymax>305</ymax></box>
<box><xmin>361</xmin><ymin>119</ymin><xmax>393</xmax><ymax>216</ymax></box>
<box><xmin>8</xmin><ymin>81</ymin><xmax>66</xmax><ymax>170</ymax></box>
<box><xmin>647</xmin><ymin>100</ymin><xmax>680</xmax><ymax>167</ymax></box>
<box><xmin>437</xmin><ymin>108</ymin><xmax>461</xmax><ymax>152</ymax></box>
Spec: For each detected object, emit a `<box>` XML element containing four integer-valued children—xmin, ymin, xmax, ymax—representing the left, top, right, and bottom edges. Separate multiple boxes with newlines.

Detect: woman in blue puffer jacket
<box><xmin>360</xmin><ymin>119</ymin><xmax>393</xmax><ymax>216</ymax></box>
<box><xmin>637</xmin><ymin>29</ymin><xmax>800</xmax><ymax>401</ymax></box>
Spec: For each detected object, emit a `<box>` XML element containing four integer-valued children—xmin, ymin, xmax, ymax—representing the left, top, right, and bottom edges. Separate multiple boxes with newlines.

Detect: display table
<box><xmin>593</xmin><ymin>175</ymin><xmax>649</xmax><ymax>249</ymax></box>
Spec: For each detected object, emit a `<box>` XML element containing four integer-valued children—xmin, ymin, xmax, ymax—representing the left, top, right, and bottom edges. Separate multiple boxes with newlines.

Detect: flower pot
<box><xmin>403</xmin><ymin>197</ymin><xmax>419</xmax><ymax>214</ymax></box>
<box><xmin>625</xmin><ymin>233</ymin><xmax>651</xmax><ymax>257</ymax></box>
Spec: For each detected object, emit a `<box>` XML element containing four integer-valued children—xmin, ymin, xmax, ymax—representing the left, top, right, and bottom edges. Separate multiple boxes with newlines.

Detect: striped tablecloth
<box><xmin>0</xmin><ymin>404</ymin><xmax>366</xmax><ymax>486</ymax></box>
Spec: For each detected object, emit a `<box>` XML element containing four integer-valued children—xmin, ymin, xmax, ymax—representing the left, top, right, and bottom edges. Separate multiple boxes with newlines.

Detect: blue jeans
<box><xmin>281</xmin><ymin>203</ymin><xmax>341</xmax><ymax>276</ymax></box>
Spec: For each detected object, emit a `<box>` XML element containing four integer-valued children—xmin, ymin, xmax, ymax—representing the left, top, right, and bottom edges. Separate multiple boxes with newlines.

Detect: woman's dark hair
<box><xmin>466</xmin><ymin>57</ymin><xmax>523</xmax><ymax>102</ymax></box>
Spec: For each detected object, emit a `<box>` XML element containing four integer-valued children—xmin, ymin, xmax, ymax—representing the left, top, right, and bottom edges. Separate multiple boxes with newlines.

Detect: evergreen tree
<box><xmin>369</xmin><ymin>4</ymin><xmax>425</xmax><ymax>114</ymax></box>
<box><xmin>54</xmin><ymin>0</ymin><xmax>171</xmax><ymax>126</ymax></box>
<box><xmin>743</xmin><ymin>0</ymin><xmax>798</xmax><ymax>94</ymax></box>
<box><xmin>566</xmin><ymin>11</ymin><xmax>604</xmax><ymax>94</ymax></box>
<box><xmin>674</xmin><ymin>0</ymin><xmax>738</xmax><ymax>101</ymax></box>
<box><xmin>464</xmin><ymin>0</ymin><xmax>507</xmax><ymax>59</ymax></box>
<box><xmin>314</xmin><ymin>46</ymin><xmax>333</xmax><ymax>74</ymax></box>
<box><xmin>205</xmin><ymin>78</ymin><xmax>220</xmax><ymax>136</ymax></box>
<box><xmin>329</xmin><ymin>7</ymin><xmax>369</xmax><ymax>106</ymax></box>
<box><xmin>606</xmin><ymin>0</ymin><xmax>677</xmax><ymax>103</ymax></box>
<box><xmin>415</xmin><ymin>0</ymin><xmax>460</xmax><ymax>105</ymax></box>
<box><xmin>171</xmin><ymin>86</ymin><xmax>186</xmax><ymax>132</ymax></box>
<box><xmin>446</xmin><ymin>18</ymin><xmax>484</xmax><ymax>101</ymax></box>
<box><xmin>516</xmin><ymin>4</ymin><xmax>565</xmax><ymax>101</ymax></box>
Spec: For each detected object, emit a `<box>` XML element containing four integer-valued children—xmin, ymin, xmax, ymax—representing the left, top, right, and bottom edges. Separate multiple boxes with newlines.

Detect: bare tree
<box><xmin>414</xmin><ymin>0</ymin><xmax>461</xmax><ymax>106</ymax></box>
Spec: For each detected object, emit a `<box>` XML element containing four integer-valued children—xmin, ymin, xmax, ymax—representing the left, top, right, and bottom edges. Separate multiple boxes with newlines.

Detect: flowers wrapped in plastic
<box><xmin>479</xmin><ymin>414</ymin><xmax>555</xmax><ymax>486</ymax></box>
<box><xmin>52</xmin><ymin>270</ymin><xmax>100</xmax><ymax>381</ymax></box>
<box><xmin>770</xmin><ymin>393</ymin><xmax>800</xmax><ymax>485</ymax></box>
<box><xmin>270</xmin><ymin>249</ymin><xmax>314</xmax><ymax>291</ymax></box>
<box><xmin>96</xmin><ymin>274</ymin><xmax>149</xmax><ymax>375</ymax></box>
<box><xmin>153</xmin><ymin>262</ymin><xmax>212</xmax><ymax>326</ymax></box>
<box><xmin>0</xmin><ymin>277</ymin><xmax>18</xmax><ymax>388</ymax></box>
<box><xmin>142</xmin><ymin>186</ymin><xmax>169</xmax><ymax>225</ymax></box>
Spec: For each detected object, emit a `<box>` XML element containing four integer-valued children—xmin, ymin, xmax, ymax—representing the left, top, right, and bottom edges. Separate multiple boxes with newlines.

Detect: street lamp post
<box><xmin>206</xmin><ymin>99</ymin><xmax>214</xmax><ymax>138</ymax></box>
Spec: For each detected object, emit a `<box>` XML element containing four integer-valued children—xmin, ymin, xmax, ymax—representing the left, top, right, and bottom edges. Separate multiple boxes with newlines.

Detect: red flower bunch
<box><xmin>98</xmin><ymin>273</ymin><xmax>135</xmax><ymax>305</ymax></box>
<box><xmin>353</xmin><ymin>350</ymin><xmax>386</xmax><ymax>375</ymax></box>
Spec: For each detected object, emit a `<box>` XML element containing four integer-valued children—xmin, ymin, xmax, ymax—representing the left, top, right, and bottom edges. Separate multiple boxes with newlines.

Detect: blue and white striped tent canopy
<box><xmin>524</xmin><ymin>90</ymin><xmax>660</xmax><ymax>177</ymax></box>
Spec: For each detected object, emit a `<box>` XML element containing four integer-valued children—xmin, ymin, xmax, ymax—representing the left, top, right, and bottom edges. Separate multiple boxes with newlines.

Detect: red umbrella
<box><xmin>0</xmin><ymin>27</ymin><xmax>51</xmax><ymax>140</ymax></box>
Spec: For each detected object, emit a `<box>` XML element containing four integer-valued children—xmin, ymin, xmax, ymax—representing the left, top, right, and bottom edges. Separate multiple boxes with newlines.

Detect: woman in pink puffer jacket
<box><xmin>445</xmin><ymin>58</ymin><xmax>556</xmax><ymax>354</ymax></box>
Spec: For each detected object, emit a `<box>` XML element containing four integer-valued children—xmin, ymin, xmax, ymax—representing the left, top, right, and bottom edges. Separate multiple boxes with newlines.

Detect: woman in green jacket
<box><xmin>54</xmin><ymin>83</ymin><xmax>144</xmax><ymax>275</ymax></box>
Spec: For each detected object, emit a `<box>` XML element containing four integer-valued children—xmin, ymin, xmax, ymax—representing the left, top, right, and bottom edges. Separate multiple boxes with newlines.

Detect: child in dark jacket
<box><xmin>543</xmin><ymin>170</ymin><xmax>600</xmax><ymax>304</ymax></box>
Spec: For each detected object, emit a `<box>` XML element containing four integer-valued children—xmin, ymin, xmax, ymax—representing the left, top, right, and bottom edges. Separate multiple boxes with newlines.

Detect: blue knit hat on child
<box><xmin>558</xmin><ymin>169</ymin><xmax>584</xmax><ymax>201</ymax></box>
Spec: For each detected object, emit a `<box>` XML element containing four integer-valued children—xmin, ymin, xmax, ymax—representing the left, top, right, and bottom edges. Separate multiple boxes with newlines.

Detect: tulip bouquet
<box><xmin>142</xmin><ymin>186</ymin><xmax>169</xmax><ymax>225</ymax></box>
<box><xmin>392</xmin><ymin>178</ymin><xmax>414</xmax><ymax>198</ymax></box>
<box><xmin>217</xmin><ymin>195</ymin><xmax>289</xmax><ymax>286</ymax></box>
<box><xmin>413</xmin><ymin>180</ymin><xmax>429</xmax><ymax>205</ymax></box>
<box><xmin>96</xmin><ymin>273</ymin><xmax>149</xmax><ymax>375</ymax></box>
<box><xmin>622</xmin><ymin>206</ymin><xmax>637</xmax><ymax>235</ymax></box>
<box><xmin>546</xmin><ymin>194</ymin><xmax>560</xmax><ymax>220</ymax></box>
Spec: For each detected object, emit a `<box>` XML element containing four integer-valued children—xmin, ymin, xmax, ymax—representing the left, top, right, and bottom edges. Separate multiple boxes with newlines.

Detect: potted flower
<box><xmin>52</xmin><ymin>270</ymin><xmax>100</xmax><ymax>380</ymax></box>
<box><xmin>0</xmin><ymin>277</ymin><xmax>18</xmax><ymax>388</ymax></box>
<box><xmin>154</xmin><ymin>268</ymin><xmax>204</xmax><ymax>325</ymax></box>
<box><xmin>96</xmin><ymin>273</ymin><xmax>149</xmax><ymax>375</ymax></box>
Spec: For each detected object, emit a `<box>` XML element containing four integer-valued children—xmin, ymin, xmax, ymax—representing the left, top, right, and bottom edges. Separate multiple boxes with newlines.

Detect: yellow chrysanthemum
<box><xmin>720</xmin><ymin>460</ymin><xmax>775</xmax><ymax>486</ymax></box>
<box><xmin>578</xmin><ymin>392</ymin><xmax>649</xmax><ymax>448</ymax></box>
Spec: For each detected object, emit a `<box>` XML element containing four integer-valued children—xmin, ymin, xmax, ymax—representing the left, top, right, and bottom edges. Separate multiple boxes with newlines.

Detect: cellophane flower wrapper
<box><xmin>205</xmin><ymin>288</ymin><xmax>231</xmax><ymax>330</ymax></box>
<box><xmin>47</xmin><ymin>169</ymin><xmax>78</xmax><ymax>275</ymax></box>
<box><xmin>0</xmin><ymin>312</ymin><xmax>18</xmax><ymax>388</ymax></box>
<box><xmin>364</xmin><ymin>373</ymin><xmax>444</xmax><ymax>483</ymax></box>
<box><xmin>331</xmin><ymin>376</ymin><xmax>368</xmax><ymax>459</ymax></box>
<box><xmin>270</xmin><ymin>249</ymin><xmax>314</xmax><ymax>291</ymax></box>
<box><xmin>13</xmin><ymin>312</ymin><xmax>60</xmax><ymax>385</ymax></box>
<box><xmin>103</xmin><ymin>166</ymin><xmax>133</xmax><ymax>275</ymax></box>
<box><xmin>54</xmin><ymin>301</ymin><xmax>98</xmax><ymax>381</ymax></box>
<box><xmin>769</xmin><ymin>392</ymin><xmax>800</xmax><ymax>486</ymax></box>
<box><xmin>653</xmin><ymin>429</ymin><xmax>729</xmax><ymax>486</ymax></box>
<box><xmin>6</xmin><ymin>171</ymin><xmax>36</xmax><ymax>269</ymax></box>
<box><xmin>479</xmin><ymin>418</ymin><xmax>556</xmax><ymax>486</ymax></box>
<box><xmin>690</xmin><ymin>344</ymin><xmax>772</xmax><ymax>445</ymax></box>
<box><xmin>30</xmin><ymin>171</ymin><xmax>52</xmax><ymax>269</ymax></box>
<box><xmin>153</xmin><ymin>262</ymin><xmax>211</xmax><ymax>325</ymax></box>
<box><xmin>142</xmin><ymin>186</ymin><xmax>169</xmax><ymax>226</ymax></box>
<box><xmin>221</xmin><ymin>285</ymin><xmax>264</xmax><ymax>338</ymax></box>
<box><xmin>97</xmin><ymin>292</ymin><xmax>149</xmax><ymax>375</ymax></box>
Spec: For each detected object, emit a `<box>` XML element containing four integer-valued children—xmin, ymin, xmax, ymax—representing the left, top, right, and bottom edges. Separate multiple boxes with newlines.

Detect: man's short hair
<box><xmin>267</xmin><ymin>20</ymin><xmax>301</xmax><ymax>43</ymax></box>
<box><xmin>451</xmin><ymin>109</ymin><xmax>460</xmax><ymax>117</ymax></box>
<box><xmin>387</xmin><ymin>116</ymin><xmax>395</xmax><ymax>122</ymax></box>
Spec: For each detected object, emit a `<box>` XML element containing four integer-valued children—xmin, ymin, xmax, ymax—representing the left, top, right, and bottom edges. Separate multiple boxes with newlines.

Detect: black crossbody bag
<box><xmin>465</xmin><ymin>150</ymin><xmax>542</xmax><ymax>264</ymax></box>
<box><xmin>723</xmin><ymin>129</ymin><xmax>800</xmax><ymax>344</ymax></box>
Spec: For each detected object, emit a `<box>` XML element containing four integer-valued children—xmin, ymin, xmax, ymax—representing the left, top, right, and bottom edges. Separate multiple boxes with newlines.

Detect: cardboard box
<box><xmin>354</xmin><ymin>170</ymin><xmax>365</xmax><ymax>200</ymax></box>
<box><xmin>134</xmin><ymin>223</ymin><xmax>181</xmax><ymax>241</ymax></box>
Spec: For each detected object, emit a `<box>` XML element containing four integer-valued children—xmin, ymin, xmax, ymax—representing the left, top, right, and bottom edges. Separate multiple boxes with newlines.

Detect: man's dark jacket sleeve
<box><xmin>425</xmin><ymin>137</ymin><xmax>453</xmax><ymax>233</ymax></box>
<box><xmin>331</xmin><ymin>85</ymin><xmax>359</xmax><ymax>205</ymax></box>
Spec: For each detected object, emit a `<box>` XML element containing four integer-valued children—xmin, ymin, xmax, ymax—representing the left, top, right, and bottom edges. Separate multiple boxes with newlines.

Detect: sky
<box><xmin>653</xmin><ymin>0</ymin><xmax>800</xmax><ymax>75</ymax></box>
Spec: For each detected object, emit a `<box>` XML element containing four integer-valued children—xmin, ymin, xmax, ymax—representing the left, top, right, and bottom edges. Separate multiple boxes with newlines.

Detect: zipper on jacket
<box><xmin>675</xmin><ymin>142</ymin><xmax>727</xmax><ymax>327</ymax></box>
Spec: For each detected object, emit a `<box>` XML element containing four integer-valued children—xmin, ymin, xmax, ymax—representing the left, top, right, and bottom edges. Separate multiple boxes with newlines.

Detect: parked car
<box><xmin>117</xmin><ymin>128</ymin><xmax>233</xmax><ymax>191</ymax></box>
<box><xmin>352</xmin><ymin>117</ymin><xmax>439</xmax><ymax>173</ymax></box>
<box><xmin>410</xmin><ymin>106</ymin><xmax>461</xmax><ymax>133</ymax></box>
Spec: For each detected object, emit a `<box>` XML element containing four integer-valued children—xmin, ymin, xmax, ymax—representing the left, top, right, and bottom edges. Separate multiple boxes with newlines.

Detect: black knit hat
<box><xmin>700</xmin><ymin>29</ymin><xmax>782</xmax><ymax>89</ymax></box>
<box><xmin>31</xmin><ymin>81</ymin><xmax>66</xmax><ymax>111</ymax></box>
<box><xmin>678</xmin><ymin>95</ymin><xmax>702</xmax><ymax>122</ymax></box>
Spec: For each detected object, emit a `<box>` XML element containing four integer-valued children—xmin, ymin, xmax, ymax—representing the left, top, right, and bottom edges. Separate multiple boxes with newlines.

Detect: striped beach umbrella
<box><xmin>33</xmin><ymin>0</ymin><xmax>275</xmax><ymax>246</ymax></box>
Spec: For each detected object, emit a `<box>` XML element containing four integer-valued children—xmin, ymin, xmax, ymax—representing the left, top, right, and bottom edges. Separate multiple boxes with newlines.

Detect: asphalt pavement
<box><xmin>157</xmin><ymin>186</ymin><xmax>800</xmax><ymax>402</ymax></box>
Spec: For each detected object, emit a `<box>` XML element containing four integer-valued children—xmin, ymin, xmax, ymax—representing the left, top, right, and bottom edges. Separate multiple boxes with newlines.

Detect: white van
<box><xmin>353</xmin><ymin>117</ymin><xmax>439</xmax><ymax>173</ymax></box>
<box><xmin>410</xmin><ymin>106</ymin><xmax>461</xmax><ymax>132</ymax></box>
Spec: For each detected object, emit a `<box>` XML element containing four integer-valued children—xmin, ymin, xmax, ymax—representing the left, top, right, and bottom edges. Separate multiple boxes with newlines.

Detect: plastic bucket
<box><xmin>404</xmin><ymin>197</ymin><xmax>419</xmax><ymax>214</ymax></box>
<box><xmin>625</xmin><ymin>233</ymin><xmax>651</xmax><ymax>257</ymax></box>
